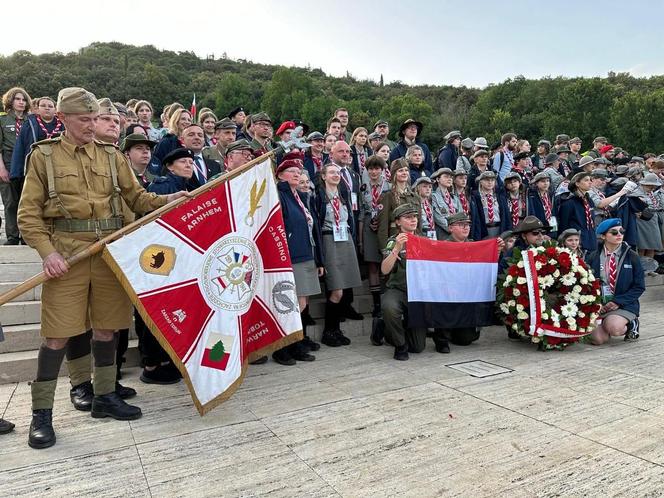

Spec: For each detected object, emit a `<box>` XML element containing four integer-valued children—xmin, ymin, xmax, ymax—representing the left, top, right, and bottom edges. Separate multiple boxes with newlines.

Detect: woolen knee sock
<box><xmin>92</xmin><ymin>339</ymin><xmax>116</xmax><ymax>367</ymax></box>
<box><xmin>65</xmin><ymin>330</ymin><xmax>92</xmax><ymax>361</ymax></box>
<box><xmin>36</xmin><ymin>344</ymin><xmax>67</xmax><ymax>381</ymax></box>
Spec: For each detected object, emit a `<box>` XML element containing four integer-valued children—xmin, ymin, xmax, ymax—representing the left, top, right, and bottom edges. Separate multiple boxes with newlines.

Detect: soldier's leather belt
<box><xmin>52</xmin><ymin>218</ymin><xmax>123</xmax><ymax>233</ymax></box>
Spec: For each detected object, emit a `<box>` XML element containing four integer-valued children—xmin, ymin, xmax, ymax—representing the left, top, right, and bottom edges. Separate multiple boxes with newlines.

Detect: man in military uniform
<box><xmin>95</xmin><ymin>98</ymin><xmax>121</xmax><ymax>144</ymax></box>
<box><xmin>17</xmin><ymin>87</ymin><xmax>188</xmax><ymax>449</ymax></box>
<box><xmin>202</xmin><ymin>117</ymin><xmax>236</xmax><ymax>168</ymax></box>
<box><xmin>248</xmin><ymin>112</ymin><xmax>273</xmax><ymax>157</ymax></box>
<box><xmin>381</xmin><ymin>204</ymin><xmax>431</xmax><ymax>360</ymax></box>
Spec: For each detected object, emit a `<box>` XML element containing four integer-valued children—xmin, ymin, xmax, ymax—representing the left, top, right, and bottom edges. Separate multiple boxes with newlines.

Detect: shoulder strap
<box><xmin>37</xmin><ymin>143</ymin><xmax>73</xmax><ymax>219</ymax></box>
<box><xmin>103</xmin><ymin>145</ymin><xmax>123</xmax><ymax>219</ymax></box>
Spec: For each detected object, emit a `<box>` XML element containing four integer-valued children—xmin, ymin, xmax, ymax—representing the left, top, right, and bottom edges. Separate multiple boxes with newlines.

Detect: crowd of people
<box><xmin>0</xmin><ymin>85</ymin><xmax>651</xmax><ymax>448</ymax></box>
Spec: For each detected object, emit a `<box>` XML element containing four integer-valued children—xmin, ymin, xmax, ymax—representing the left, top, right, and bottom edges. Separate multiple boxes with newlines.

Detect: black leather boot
<box><xmin>28</xmin><ymin>409</ymin><xmax>56</xmax><ymax>449</ymax></box>
<box><xmin>70</xmin><ymin>380</ymin><xmax>94</xmax><ymax>411</ymax></box>
<box><xmin>91</xmin><ymin>392</ymin><xmax>142</xmax><ymax>421</ymax></box>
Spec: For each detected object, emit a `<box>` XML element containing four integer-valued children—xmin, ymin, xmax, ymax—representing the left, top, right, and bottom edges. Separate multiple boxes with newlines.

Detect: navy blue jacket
<box><xmin>437</xmin><ymin>144</ymin><xmax>458</xmax><ymax>170</ymax></box>
<box><xmin>350</xmin><ymin>145</ymin><xmax>373</xmax><ymax>176</ymax></box>
<box><xmin>10</xmin><ymin>115</ymin><xmax>64</xmax><ymax>179</ymax></box>
<box><xmin>409</xmin><ymin>164</ymin><xmax>429</xmax><ymax>185</ymax></box>
<box><xmin>147</xmin><ymin>173</ymin><xmax>192</xmax><ymax>195</ymax></box>
<box><xmin>604</xmin><ymin>183</ymin><xmax>646</xmax><ymax>248</ymax></box>
<box><xmin>303</xmin><ymin>150</ymin><xmax>324</xmax><ymax>181</ymax></box>
<box><xmin>389</xmin><ymin>140</ymin><xmax>433</xmax><ymax>175</ymax></box>
<box><xmin>586</xmin><ymin>242</ymin><xmax>645</xmax><ymax>315</ymax></box>
<box><xmin>499</xmin><ymin>189</ymin><xmax>529</xmax><ymax>230</ymax></box>
<box><xmin>556</xmin><ymin>192</ymin><xmax>597</xmax><ymax>251</ymax></box>
<box><xmin>527</xmin><ymin>188</ymin><xmax>556</xmax><ymax>231</ymax></box>
<box><xmin>277</xmin><ymin>181</ymin><xmax>323</xmax><ymax>267</ymax></box>
<box><xmin>470</xmin><ymin>190</ymin><xmax>509</xmax><ymax>241</ymax></box>
<box><xmin>149</xmin><ymin>134</ymin><xmax>181</xmax><ymax>175</ymax></box>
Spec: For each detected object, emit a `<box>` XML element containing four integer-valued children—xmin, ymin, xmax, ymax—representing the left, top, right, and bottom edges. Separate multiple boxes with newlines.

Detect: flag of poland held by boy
<box><xmin>406</xmin><ymin>235</ymin><xmax>499</xmax><ymax>328</ymax></box>
<box><xmin>102</xmin><ymin>159</ymin><xmax>302</xmax><ymax>415</ymax></box>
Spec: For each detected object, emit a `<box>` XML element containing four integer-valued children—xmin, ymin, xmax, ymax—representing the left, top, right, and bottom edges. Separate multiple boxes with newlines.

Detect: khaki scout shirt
<box><xmin>18</xmin><ymin>134</ymin><xmax>167</xmax><ymax>259</ymax></box>
<box><xmin>383</xmin><ymin>235</ymin><xmax>407</xmax><ymax>292</ymax></box>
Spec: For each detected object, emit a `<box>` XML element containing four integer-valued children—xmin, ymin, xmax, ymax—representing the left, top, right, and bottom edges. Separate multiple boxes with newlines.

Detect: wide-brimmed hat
<box><xmin>640</xmin><ymin>173</ymin><xmax>662</xmax><ymax>186</ymax></box>
<box><xmin>579</xmin><ymin>156</ymin><xmax>598</xmax><ymax>169</ymax></box>
<box><xmin>473</xmin><ymin>137</ymin><xmax>489</xmax><ymax>149</ymax></box>
<box><xmin>460</xmin><ymin>137</ymin><xmax>474</xmax><ymax>149</ymax></box>
<box><xmin>512</xmin><ymin>215</ymin><xmax>551</xmax><ymax>234</ymax></box>
<box><xmin>556</xmin><ymin>146</ymin><xmax>571</xmax><ymax>154</ymax></box>
<box><xmin>399</xmin><ymin>119</ymin><xmax>423</xmax><ymax>137</ymax></box>
<box><xmin>121</xmin><ymin>133</ymin><xmax>157</xmax><ymax>152</ymax></box>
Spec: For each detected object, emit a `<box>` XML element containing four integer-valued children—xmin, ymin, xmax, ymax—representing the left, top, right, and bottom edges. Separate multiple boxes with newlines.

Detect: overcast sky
<box><xmin>3</xmin><ymin>0</ymin><xmax>663</xmax><ymax>88</ymax></box>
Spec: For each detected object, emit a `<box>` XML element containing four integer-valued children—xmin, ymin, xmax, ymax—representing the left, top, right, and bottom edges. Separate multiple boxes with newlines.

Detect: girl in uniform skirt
<box><xmin>315</xmin><ymin>163</ymin><xmax>362</xmax><ymax>347</ymax></box>
<box><xmin>636</xmin><ymin>173</ymin><xmax>664</xmax><ymax>257</ymax></box>
<box><xmin>414</xmin><ymin>177</ymin><xmax>436</xmax><ymax>239</ymax></box>
<box><xmin>431</xmin><ymin>167</ymin><xmax>456</xmax><ymax>240</ymax></box>
<box><xmin>359</xmin><ymin>156</ymin><xmax>390</xmax><ymax>317</ymax></box>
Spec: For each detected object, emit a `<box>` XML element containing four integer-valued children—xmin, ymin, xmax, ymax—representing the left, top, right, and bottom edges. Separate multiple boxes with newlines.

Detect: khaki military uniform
<box><xmin>381</xmin><ymin>234</ymin><xmax>427</xmax><ymax>352</ymax></box>
<box><xmin>18</xmin><ymin>134</ymin><xmax>167</xmax><ymax>338</ymax></box>
<box><xmin>202</xmin><ymin>144</ymin><xmax>227</xmax><ymax>169</ymax></box>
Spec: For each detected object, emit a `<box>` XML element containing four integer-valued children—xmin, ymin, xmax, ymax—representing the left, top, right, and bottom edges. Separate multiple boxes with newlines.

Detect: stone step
<box><xmin>0</xmin><ymin>262</ymin><xmax>43</xmax><ymax>281</ymax></box>
<box><xmin>0</xmin><ymin>282</ymin><xmax>41</xmax><ymax>302</ymax></box>
<box><xmin>0</xmin><ymin>245</ymin><xmax>41</xmax><ymax>263</ymax></box>
<box><xmin>0</xmin><ymin>300</ymin><xmax>40</xmax><ymax>326</ymax></box>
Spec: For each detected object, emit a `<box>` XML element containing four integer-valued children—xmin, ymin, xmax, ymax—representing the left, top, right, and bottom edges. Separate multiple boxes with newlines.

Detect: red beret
<box><xmin>276</xmin><ymin>158</ymin><xmax>303</xmax><ymax>175</ymax></box>
<box><xmin>600</xmin><ymin>144</ymin><xmax>614</xmax><ymax>155</ymax></box>
<box><xmin>275</xmin><ymin>121</ymin><xmax>296</xmax><ymax>136</ymax></box>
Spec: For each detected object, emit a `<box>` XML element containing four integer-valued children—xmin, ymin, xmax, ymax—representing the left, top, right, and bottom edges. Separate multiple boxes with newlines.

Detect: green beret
<box><xmin>57</xmin><ymin>87</ymin><xmax>99</xmax><ymax>114</ymax></box>
<box><xmin>392</xmin><ymin>204</ymin><xmax>418</xmax><ymax>220</ymax></box>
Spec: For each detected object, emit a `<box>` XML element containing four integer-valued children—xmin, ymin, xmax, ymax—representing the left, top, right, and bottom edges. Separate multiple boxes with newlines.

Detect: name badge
<box><xmin>333</xmin><ymin>224</ymin><xmax>349</xmax><ymax>242</ymax></box>
<box><xmin>426</xmin><ymin>230</ymin><xmax>437</xmax><ymax>240</ymax></box>
<box><xmin>351</xmin><ymin>192</ymin><xmax>358</xmax><ymax>212</ymax></box>
<box><xmin>549</xmin><ymin>215</ymin><xmax>558</xmax><ymax>230</ymax></box>
<box><xmin>624</xmin><ymin>264</ymin><xmax>632</xmax><ymax>268</ymax></box>
<box><xmin>601</xmin><ymin>285</ymin><xmax>614</xmax><ymax>304</ymax></box>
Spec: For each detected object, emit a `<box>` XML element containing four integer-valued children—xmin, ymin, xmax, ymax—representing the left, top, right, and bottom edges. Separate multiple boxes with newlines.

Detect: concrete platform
<box><xmin>2</xmin><ymin>304</ymin><xmax>664</xmax><ymax>496</ymax></box>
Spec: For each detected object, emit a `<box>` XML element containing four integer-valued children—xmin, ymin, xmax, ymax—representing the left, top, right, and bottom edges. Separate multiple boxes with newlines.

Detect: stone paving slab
<box><xmin>3</xmin><ymin>319</ymin><xmax>664</xmax><ymax>496</ymax></box>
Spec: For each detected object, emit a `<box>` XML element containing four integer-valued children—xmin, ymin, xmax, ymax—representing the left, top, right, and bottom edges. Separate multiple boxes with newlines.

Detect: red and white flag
<box><xmin>190</xmin><ymin>94</ymin><xmax>197</xmax><ymax>120</ymax></box>
<box><xmin>102</xmin><ymin>159</ymin><xmax>302</xmax><ymax>414</ymax></box>
<box><xmin>406</xmin><ymin>235</ymin><xmax>498</xmax><ymax>328</ymax></box>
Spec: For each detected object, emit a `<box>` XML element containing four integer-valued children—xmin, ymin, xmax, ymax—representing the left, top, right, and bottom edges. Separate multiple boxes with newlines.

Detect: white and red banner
<box><xmin>102</xmin><ymin>159</ymin><xmax>302</xmax><ymax>414</ymax></box>
<box><xmin>406</xmin><ymin>235</ymin><xmax>499</xmax><ymax>328</ymax></box>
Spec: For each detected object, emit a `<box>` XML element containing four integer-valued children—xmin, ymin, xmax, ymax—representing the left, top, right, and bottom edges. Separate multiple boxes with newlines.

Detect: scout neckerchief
<box><xmin>648</xmin><ymin>191</ymin><xmax>660</xmax><ymax>209</ymax></box>
<box><xmin>540</xmin><ymin>191</ymin><xmax>552</xmax><ymax>220</ymax></box>
<box><xmin>15</xmin><ymin>116</ymin><xmax>23</xmax><ymax>137</ymax></box>
<box><xmin>293</xmin><ymin>188</ymin><xmax>313</xmax><ymax>227</ymax></box>
<box><xmin>483</xmin><ymin>191</ymin><xmax>495</xmax><ymax>222</ymax></box>
<box><xmin>594</xmin><ymin>188</ymin><xmax>611</xmax><ymax>217</ymax></box>
<box><xmin>510</xmin><ymin>194</ymin><xmax>520</xmax><ymax>227</ymax></box>
<box><xmin>458</xmin><ymin>190</ymin><xmax>469</xmax><ymax>214</ymax></box>
<box><xmin>329</xmin><ymin>191</ymin><xmax>341</xmax><ymax>228</ymax></box>
<box><xmin>422</xmin><ymin>198</ymin><xmax>434</xmax><ymax>229</ymax></box>
<box><xmin>371</xmin><ymin>180</ymin><xmax>384</xmax><ymax>211</ymax></box>
<box><xmin>582</xmin><ymin>194</ymin><xmax>594</xmax><ymax>229</ymax></box>
<box><xmin>605</xmin><ymin>246</ymin><xmax>618</xmax><ymax>293</ymax></box>
<box><xmin>312</xmin><ymin>153</ymin><xmax>323</xmax><ymax>173</ymax></box>
<box><xmin>442</xmin><ymin>188</ymin><xmax>456</xmax><ymax>214</ymax></box>
<box><xmin>36</xmin><ymin>115</ymin><xmax>63</xmax><ymax>139</ymax></box>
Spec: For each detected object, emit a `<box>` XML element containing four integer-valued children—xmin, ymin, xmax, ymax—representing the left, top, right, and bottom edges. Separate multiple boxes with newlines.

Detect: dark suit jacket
<box><xmin>188</xmin><ymin>157</ymin><xmax>222</xmax><ymax>189</ymax></box>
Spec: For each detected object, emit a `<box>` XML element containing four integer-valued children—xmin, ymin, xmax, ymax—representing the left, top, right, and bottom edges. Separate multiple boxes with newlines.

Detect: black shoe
<box><xmin>301</xmin><ymin>336</ymin><xmax>320</xmax><ymax>352</ymax></box>
<box><xmin>0</xmin><ymin>418</ymin><xmax>15</xmax><ymax>434</ymax></box>
<box><xmin>272</xmin><ymin>350</ymin><xmax>296</xmax><ymax>366</ymax></box>
<box><xmin>116</xmin><ymin>382</ymin><xmax>137</xmax><ymax>399</ymax></box>
<box><xmin>508</xmin><ymin>329</ymin><xmax>521</xmax><ymax>340</ymax></box>
<box><xmin>371</xmin><ymin>306</ymin><xmax>382</xmax><ymax>318</ymax></box>
<box><xmin>140</xmin><ymin>365</ymin><xmax>181</xmax><ymax>385</ymax></box>
<box><xmin>625</xmin><ymin>319</ymin><xmax>640</xmax><ymax>341</ymax></box>
<box><xmin>394</xmin><ymin>345</ymin><xmax>409</xmax><ymax>361</ymax></box>
<box><xmin>344</xmin><ymin>306</ymin><xmax>364</xmax><ymax>320</ymax></box>
<box><xmin>291</xmin><ymin>349</ymin><xmax>316</xmax><ymax>361</ymax></box>
<box><xmin>19</xmin><ymin>237</ymin><xmax>27</xmax><ymax>245</ymax></box>
<box><xmin>3</xmin><ymin>238</ymin><xmax>20</xmax><ymax>246</ymax></box>
<box><xmin>70</xmin><ymin>381</ymin><xmax>94</xmax><ymax>411</ymax></box>
<box><xmin>249</xmin><ymin>355</ymin><xmax>268</xmax><ymax>365</ymax></box>
<box><xmin>91</xmin><ymin>392</ymin><xmax>142</xmax><ymax>420</ymax></box>
<box><xmin>161</xmin><ymin>361</ymin><xmax>182</xmax><ymax>379</ymax></box>
<box><xmin>334</xmin><ymin>329</ymin><xmax>351</xmax><ymax>345</ymax></box>
<box><xmin>370</xmin><ymin>317</ymin><xmax>384</xmax><ymax>346</ymax></box>
<box><xmin>28</xmin><ymin>409</ymin><xmax>55</xmax><ymax>449</ymax></box>
<box><xmin>321</xmin><ymin>330</ymin><xmax>343</xmax><ymax>347</ymax></box>
<box><xmin>435</xmin><ymin>340</ymin><xmax>451</xmax><ymax>354</ymax></box>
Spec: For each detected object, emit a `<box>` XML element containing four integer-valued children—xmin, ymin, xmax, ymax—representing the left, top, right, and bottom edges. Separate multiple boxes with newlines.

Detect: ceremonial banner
<box><xmin>102</xmin><ymin>160</ymin><xmax>302</xmax><ymax>414</ymax></box>
<box><xmin>406</xmin><ymin>235</ymin><xmax>498</xmax><ymax>328</ymax></box>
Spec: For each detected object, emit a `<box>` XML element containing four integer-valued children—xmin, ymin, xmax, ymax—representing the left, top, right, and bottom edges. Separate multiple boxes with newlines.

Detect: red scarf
<box><xmin>443</xmin><ymin>189</ymin><xmax>456</xmax><ymax>214</ymax></box>
<box><xmin>423</xmin><ymin>198</ymin><xmax>434</xmax><ymax>228</ymax></box>
<box><xmin>331</xmin><ymin>194</ymin><xmax>341</xmax><ymax>227</ymax></box>
<box><xmin>485</xmin><ymin>192</ymin><xmax>495</xmax><ymax>221</ymax></box>
<box><xmin>458</xmin><ymin>192</ymin><xmax>469</xmax><ymax>214</ymax></box>
<box><xmin>510</xmin><ymin>196</ymin><xmax>520</xmax><ymax>227</ymax></box>
<box><xmin>540</xmin><ymin>191</ymin><xmax>552</xmax><ymax>220</ymax></box>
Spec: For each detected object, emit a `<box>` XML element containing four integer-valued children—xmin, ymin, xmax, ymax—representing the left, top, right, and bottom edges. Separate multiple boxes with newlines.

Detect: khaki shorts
<box><xmin>40</xmin><ymin>233</ymin><xmax>132</xmax><ymax>338</ymax></box>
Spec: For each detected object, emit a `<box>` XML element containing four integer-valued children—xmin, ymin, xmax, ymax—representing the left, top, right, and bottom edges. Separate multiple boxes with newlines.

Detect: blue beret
<box><xmin>596</xmin><ymin>218</ymin><xmax>622</xmax><ymax>236</ymax></box>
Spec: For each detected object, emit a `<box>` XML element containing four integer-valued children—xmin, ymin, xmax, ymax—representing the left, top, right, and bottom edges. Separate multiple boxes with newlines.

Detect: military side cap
<box><xmin>163</xmin><ymin>147</ymin><xmax>194</xmax><ymax>166</ymax></box>
<box><xmin>57</xmin><ymin>87</ymin><xmax>99</xmax><ymax>113</ymax></box>
<box><xmin>97</xmin><ymin>98</ymin><xmax>119</xmax><ymax>116</ymax></box>
<box><xmin>544</xmin><ymin>153</ymin><xmax>559</xmax><ymax>165</ymax></box>
<box><xmin>448</xmin><ymin>212</ymin><xmax>470</xmax><ymax>225</ymax></box>
<box><xmin>226</xmin><ymin>139</ymin><xmax>253</xmax><ymax>154</ymax></box>
<box><xmin>214</xmin><ymin>117</ymin><xmax>236</xmax><ymax>130</ymax></box>
<box><xmin>504</xmin><ymin>171</ymin><xmax>522</xmax><ymax>182</ymax></box>
<box><xmin>228</xmin><ymin>107</ymin><xmax>245</xmax><ymax>119</ymax></box>
<box><xmin>251</xmin><ymin>112</ymin><xmax>272</xmax><ymax>124</ymax></box>
<box><xmin>413</xmin><ymin>176</ymin><xmax>432</xmax><ymax>188</ymax></box>
<box><xmin>532</xmin><ymin>171</ymin><xmax>551</xmax><ymax>183</ymax></box>
<box><xmin>392</xmin><ymin>204</ymin><xmax>418</xmax><ymax>219</ymax></box>
<box><xmin>121</xmin><ymin>133</ymin><xmax>157</xmax><ymax>152</ymax></box>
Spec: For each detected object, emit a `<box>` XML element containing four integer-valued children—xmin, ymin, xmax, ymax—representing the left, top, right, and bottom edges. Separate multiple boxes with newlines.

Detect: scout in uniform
<box><xmin>431</xmin><ymin>167</ymin><xmax>457</xmax><ymax>239</ymax></box>
<box><xmin>413</xmin><ymin>176</ymin><xmax>436</xmax><ymax>240</ymax></box>
<box><xmin>202</xmin><ymin>117</ymin><xmax>236</xmax><ymax>169</ymax></box>
<box><xmin>18</xmin><ymin>87</ymin><xmax>188</xmax><ymax>449</ymax></box>
<box><xmin>501</xmin><ymin>171</ymin><xmax>528</xmax><ymax>230</ymax></box>
<box><xmin>381</xmin><ymin>204</ymin><xmax>434</xmax><ymax>360</ymax></box>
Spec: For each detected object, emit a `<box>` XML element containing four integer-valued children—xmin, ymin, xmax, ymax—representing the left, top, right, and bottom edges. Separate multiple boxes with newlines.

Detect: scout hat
<box><xmin>97</xmin><ymin>98</ymin><xmax>119</xmax><ymax>116</ymax></box>
<box><xmin>430</xmin><ymin>167</ymin><xmax>454</xmax><ymax>180</ymax></box>
<box><xmin>121</xmin><ymin>133</ymin><xmax>156</xmax><ymax>152</ymax></box>
<box><xmin>472</xmin><ymin>149</ymin><xmax>489</xmax><ymax>160</ymax></box>
<box><xmin>251</xmin><ymin>112</ymin><xmax>272</xmax><ymax>124</ymax></box>
<box><xmin>443</xmin><ymin>130</ymin><xmax>462</xmax><ymax>142</ymax></box>
<box><xmin>226</xmin><ymin>139</ymin><xmax>254</xmax><ymax>154</ymax></box>
<box><xmin>579</xmin><ymin>156</ymin><xmax>598</xmax><ymax>169</ymax></box>
<box><xmin>228</xmin><ymin>107</ymin><xmax>245</xmax><ymax>119</ymax></box>
<box><xmin>476</xmin><ymin>170</ymin><xmax>496</xmax><ymax>183</ymax></box>
<box><xmin>413</xmin><ymin>176</ymin><xmax>432</xmax><ymax>189</ymax></box>
<box><xmin>214</xmin><ymin>117</ymin><xmax>236</xmax><ymax>130</ymax></box>
<box><xmin>532</xmin><ymin>171</ymin><xmax>551</xmax><ymax>183</ymax></box>
<box><xmin>640</xmin><ymin>173</ymin><xmax>661</xmax><ymax>186</ymax></box>
<box><xmin>399</xmin><ymin>119</ymin><xmax>423</xmax><ymax>137</ymax></box>
<box><xmin>474</xmin><ymin>137</ymin><xmax>489</xmax><ymax>149</ymax></box>
<box><xmin>57</xmin><ymin>87</ymin><xmax>99</xmax><ymax>113</ymax></box>
<box><xmin>307</xmin><ymin>131</ymin><xmax>325</xmax><ymax>141</ymax></box>
<box><xmin>596</xmin><ymin>218</ymin><xmax>621</xmax><ymax>236</ymax></box>
<box><xmin>512</xmin><ymin>215</ymin><xmax>551</xmax><ymax>234</ymax></box>
<box><xmin>392</xmin><ymin>204</ymin><xmax>418</xmax><ymax>219</ymax></box>
<box><xmin>448</xmin><ymin>212</ymin><xmax>471</xmax><ymax>225</ymax></box>
<box><xmin>558</xmin><ymin>228</ymin><xmax>580</xmax><ymax>245</ymax></box>
<box><xmin>544</xmin><ymin>153</ymin><xmax>559</xmax><ymax>165</ymax></box>
<box><xmin>556</xmin><ymin>146</ymin><xmax>571</xmax><ymax>154</ymax></box>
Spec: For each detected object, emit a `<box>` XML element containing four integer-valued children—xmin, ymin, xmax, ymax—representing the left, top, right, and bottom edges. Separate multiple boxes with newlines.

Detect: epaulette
<box><xmin>94</xmin><ymin>139</ymin><xmax>120</xmax><ymax>149</ymax></box>
<box><xmin>30</xmin><ymin>136</ymin><xmax>62</xmax><ymax>150</ymax></box>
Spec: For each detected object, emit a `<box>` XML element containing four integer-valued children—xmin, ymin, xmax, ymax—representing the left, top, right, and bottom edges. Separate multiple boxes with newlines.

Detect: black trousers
<box><xmin>135</xmin><ymin>308</ymin><xmax>171</xmax><ymax>367</ymax></box>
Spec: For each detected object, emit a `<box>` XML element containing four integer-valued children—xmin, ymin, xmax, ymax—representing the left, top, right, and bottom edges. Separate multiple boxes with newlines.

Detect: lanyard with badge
<box><xmin>330</xmin><ymin>193</ymin><xmax>349</xmax><ymax>242</ymax></box>
<box><xmin>600</xmin><ymin>246</ymin><xmax>616</xmax><ymax>304</ymax></box>
<box><xmin>423</xmin><ymin>199</ymin><xmax>437</xmax><ymax>240</ymax></box>
<box><xmin>293</xmin><ymin>190</ymin><xmax>315</xmax><ymax>247</ymax></box>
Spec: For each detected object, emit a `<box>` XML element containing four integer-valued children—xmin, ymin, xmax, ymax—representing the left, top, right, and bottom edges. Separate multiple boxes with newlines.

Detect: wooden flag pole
<box><xmin>0</xmin><ymin>150</ymin><xmax>279</xmax><ymax>307</ymax></box>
